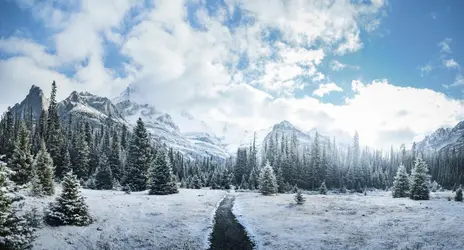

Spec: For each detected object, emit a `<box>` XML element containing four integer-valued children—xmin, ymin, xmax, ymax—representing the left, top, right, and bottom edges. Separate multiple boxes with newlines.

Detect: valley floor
<box><xmin>25</xmin><ymin>188</ymin><xmax>226</xmax><ymax>250</ymax></box>
<box><xmin>233</xmin><ymin>190</ymin><xmax>464</xmax><ymax>250</ymax></box>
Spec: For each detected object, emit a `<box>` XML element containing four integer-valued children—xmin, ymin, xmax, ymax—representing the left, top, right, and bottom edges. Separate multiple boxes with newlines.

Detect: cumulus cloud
<box><xmin>444</xmin><ymin>59</ymin><xmax>459</xmax><ymax>69</ymax></box>
<box><xmin>313</xmin><ymin>83</ymin><xmax>343</xmax><ymax>97</ymax></box>
<box><xmin>3</xmin><ymin>0</ymin><xmax>464</xmax><ymax>150</ymax></box>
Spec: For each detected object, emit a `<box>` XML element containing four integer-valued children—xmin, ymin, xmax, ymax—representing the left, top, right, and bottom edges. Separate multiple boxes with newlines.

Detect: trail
<box><xmin>208</xmin><ymin>194</ymin><xmax>254</xmax><ymax>250</ymax></box>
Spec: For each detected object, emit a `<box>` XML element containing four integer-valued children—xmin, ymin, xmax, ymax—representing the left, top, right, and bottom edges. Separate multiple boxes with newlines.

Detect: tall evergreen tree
<box><xmin>46</xmin><ymin>81</ymin><xmax>63</xmax><ymax>166</ymax></box>
<box><xmin>45</xmin><ymin>172</ymin><xmax>92</xmax><ymax>226</ymax></box>
<box><xmin>108</xmin><ymin>130</ymin><xmax>123</xmax><ymax>181</ymax></box>
<box><xmin>34</xmin><ymin>140</ymin><xmax>55</xmax><ymax>196</ymax></box>
<box><xmin>148</xmin><ymin>151</ymin><xmax>178</xmax><ymax>195</ymax></box>
<box><xmin>8</xmin><ymin>121</ymin><xmax>33</xmax><ymax>185</ymax></box>
<box><xmin>95</xmin><ymin>154</ymin><xmax>113</xmax><ymax>190</ymax></box>
<box><xmin>392</xmin><ymin>164</ymin><xmax>409</xmax><ymax>198</ymax></box>
<box><xmin>73</xmin><ymin>125</ymin><xmax>90</xmax><ymax>180</ymax></box>
<box><xmin>259</xmin><ymin>161</ymin><xmax>278</xmax><ymax>195</ymax></box>
<box><xmin>125</xmin><ymin>118</ymin><xmax>153</xmax><ymax>191</ymax></box>
<box><xmin>409</xmin><ymin>157</ymin><xmax>430</xmax><ymax>200</ymax></box>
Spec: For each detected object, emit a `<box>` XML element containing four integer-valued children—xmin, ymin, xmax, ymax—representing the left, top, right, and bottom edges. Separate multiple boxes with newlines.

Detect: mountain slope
<box><xmin>416</xmin><ymin>121</ymin><xmax>464</xmax><ymax>152</ymax></box>
<box><xmin>11</xmin><ymin>85</ymin><xmax>49</xmax><ymax>120</ymax></box>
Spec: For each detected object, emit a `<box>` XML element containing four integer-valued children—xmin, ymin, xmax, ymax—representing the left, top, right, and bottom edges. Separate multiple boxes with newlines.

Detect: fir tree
<box><xmin>239</xmin><ymin>175</ymin><xmax>249</xmax><ymax>190</ymax></box>
<box><xmin>258</xmin><ymin>161</ymin><xmax>278</xmax><ymax>195</ymax></box>
<box><xmin>125</xmin><ymin>118</ymin><xmax>153</xmax><ymax>191</ymax></box>
<box><xmin>294</xmin><ymin>189</ymin><xmax>305</xmax><ymax>205</ymax></box>
<box><xmin>95</xmin><ymin>154</ymin><xmax>113</xmax><ymax>190</ymax></box>
<box><xmin>276</xmin><ymin>166</ymin><xmax>285</xmax><ymax>193</ymax></box>
<box><xmin>248</xmin><ymin>168</ymin><xmax>258</xmax><ymax>190</ymax></box>
<box><xmin>455</xmin><ymin>186</ymin><xmax>463</xmax><ymax>202</ymax></box>
<box><xmin>409</xmin><ymin>157</ymin><xmax>430</xmax><ymax>200</ymax></box>
<box><xmin>319</xmin><ymin>180</ymin><xmax>328</xmax><ymax>195</ymax></box>
<box><xmin>122</xmin><ymin>184</ymin><xmax>131</xmax><ymax>194</ymax></box>
<box><xmin>392</xmin><ymin>164</ymin><xmax>409</xmax><ymax>198</ymax></box>
<box><xmin>191</xmin><ymin>175</ymin><xmax>202</xmax><ymax>189</ymax></box>
<box><xmin>8</xmin><ymin>121</ymin><xmax>33</xmax><ymax>185</ymax></box>
<box><xmin>108</xmin><ymin>130</ymin><xmax>123</xmax><ymax>181</ymax></box>
<box><xmin>148</xmin><ymin>151</ymin><xmax>178</xmax><ymax>195</ymax></box>
<box><xmin>45</xmin><ymin>172</ymin><xmax>92</xmax><ymax>226</ymax></box>
<box><xmin>34</xmin><ymin>140</ymin><xmax>55</xmax><ymax>196</ymax></box>
<box><xmin>46</xmin><ymin>81</ymin><xmax>63</xmax><ymax>166</ymax></box>
<box><xmin>73</xmin><ymin>125</ymin><xmax>89</xmax><ymax>180</ymax></box>
<box><xmin>0</xmin><ymin>158</ymin><xmax>38</xmax><ymax>250</ymax></box>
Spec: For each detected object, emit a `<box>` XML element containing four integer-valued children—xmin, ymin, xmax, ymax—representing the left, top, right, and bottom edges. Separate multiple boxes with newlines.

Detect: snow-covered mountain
<box><xmin>113</xmin><ymin>85</ymin><xmax>231</xmax><ymax>161</ymax></box>
<box><xmin>416</xmin><ymin>121</ymin><xmax>464</xmax><ymax>152</ymax></box>
<box><xmin>58</xmin><ymin>91</ymin><xmax>127</xmax><ymax>125</ymax></box>
<box><xmin>11</xmin><ymin>85</ymin><xmax>49</xmax><ymax>120</ymax></box>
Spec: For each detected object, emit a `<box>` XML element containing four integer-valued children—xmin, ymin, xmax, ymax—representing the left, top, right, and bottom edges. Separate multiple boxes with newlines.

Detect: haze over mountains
<box><xmin>8</xmin><ymin>84</ymin><xmax>464</xmax><ymax>161</ymax></box>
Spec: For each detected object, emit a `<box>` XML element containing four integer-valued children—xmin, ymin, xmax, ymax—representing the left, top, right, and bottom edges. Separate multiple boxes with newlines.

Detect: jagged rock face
<box><xmin>11</xmin><ymin>85</ymin><xmax>49</xmax><ymax>120</ymax></box>
<box><xmin>58</xmin><ymin>91</ymin><xmax>127</xmax><ymax>125</ymax></box>
<box><xmin>416</xmin><ymin>121</ymin><xmax>464</xmax><ymax>152</ymax></box>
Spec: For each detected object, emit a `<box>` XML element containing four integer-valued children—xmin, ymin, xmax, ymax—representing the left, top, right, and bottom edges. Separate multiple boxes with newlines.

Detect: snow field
<box><xmin>25</xmin><ymin>188</ymin><xmax>227</xmax><ymax>250</ymax></box>
<box><xmin>233</xmin><ymin>191</ymin><xmax>464</xmax><ymax>250</ymax></box>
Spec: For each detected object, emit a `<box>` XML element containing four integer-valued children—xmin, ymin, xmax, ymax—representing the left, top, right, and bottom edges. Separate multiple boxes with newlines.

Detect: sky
<box><xmin>0</xmin><ymin>0</ymin><xmax>464</xmax><ymax>149</ymax></box>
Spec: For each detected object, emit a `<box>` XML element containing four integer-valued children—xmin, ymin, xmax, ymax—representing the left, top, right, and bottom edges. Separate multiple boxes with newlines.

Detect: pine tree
<box><xmin>34</xmin><ymin>140</ymin><xmax>55</xmax><ymax>196</ymax></box>
<box><xmin>95</xmin><ymin>154</ymin><xmax>113</xmax><ymax>190</ymax></box>
<box><xmin>45</xmin><ymin>172</ymin><xmax>92</xmax><ymax>226</ymax></box>
<box><xmin>294</xmin><ymin>189</ymin><xmax>305</xmax><ymax>205</ymax></box>
<box><xmin>0</xmin><ymin>158</ymin><xmax>37</xmax><ymax>250</ymax></box>
<box><xmin>125</xmin><ymin>118</ymin><xmax>153</xmax><ymax>191</ymax></box>
<box><xmin>8</xmin><ymin>121</ymin><xmax>33</xmax><ymax>185</ymax></box>
<box><xmin>248</xmin><ymin>168</ymin><xmax>258</xmax><ymax>190</ymax></box>
<box><xmin>392</xmin><ymin>164</ymin><xmax>409</xmax><ymax>198</ymax></box>
<box><xmin>148</xmin><ymin>151</ymin><xmax>178</xmax><ymax>195</ymax></box>
<box><xmin>259</xmin><ymin>161</ymin><xmax>278</xmax><ymax>195</ymax></box>
<box><xmin>276</xmin><ymin>166</ymin><xmax>285</xmax><ymax>193</ymax></box>
<box><xmin>455</xmin><ymin>186</ymin><xmax>463</xmax><ymax>202</ymax></box>
<box><xmin>191</xmin><ymin>175</ymin><xmax>202</xmax><ymax>189</ymax></box>
<box><xmin>73</xmin><ymin>125</ymin><xmax>89</xmax><ymax>180</ymax></box>
<box><xmin>46</xmin><ymin>81</ymin><xmax>63</xmax><ymax>166</ymax></box>
<box><xmin>409</xmin><ymin>157</ymin><xmax>430</xmax><ymax>200</ymax></box>
<box><xmin>108</xmin><ymin>130</ymin><xmax>123</xmax><ymax>181</ymax></box>
<box><xmin>240</xmin><ymin>175</ymin><xmax>249</xmax><ymax>190</ymax></box>
<box><xmin>319</xmin><ymin>180</ymin><xmax>328</xmax><ymax>195</ymax></box>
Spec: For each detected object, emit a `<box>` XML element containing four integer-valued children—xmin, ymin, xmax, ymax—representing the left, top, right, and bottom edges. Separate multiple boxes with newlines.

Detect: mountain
<box><xmin>416</xmin><ymin>121</ymin><xmax>464</xmax><ymax>152</ymax></box>
<box><xmin>58</xmin><ymin>91</ymin><xmax>127</xmax><ymax>125</ymax></box>
<box><xmin>114</xmin><ymin>86</ymin><xmax>231</xmax><ymax>161</ymax></box>
<box><xmin>11</xmin><ymin>85</ymin><xmax>49</xmax><ymax>120</ymax></box>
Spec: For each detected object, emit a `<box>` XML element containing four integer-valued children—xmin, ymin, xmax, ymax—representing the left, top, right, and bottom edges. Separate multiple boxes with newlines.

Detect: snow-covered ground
<box><xmin>25</xmin><ymin>188</ymin><xmax>226</xmax><ymax>250</ymax></box>
<box><xmin>233</xmin><ymin>191</ymin><xmax>464</xmax><ymax>250</ymax></box>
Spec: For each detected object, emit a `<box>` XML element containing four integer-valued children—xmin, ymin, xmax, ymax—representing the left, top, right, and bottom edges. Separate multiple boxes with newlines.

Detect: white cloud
<box><xmin>330</xmin><ymin>60</ymin><xmax>360</xmax><ymax>71</ymax></box>
<box><xmin>444</xmin><ymin>59</ymin><xmax>459</xmax><ymax>69</ymax></box>
<box><xmin>313</xmin><ymin>83</ymin><xmax>343</xmax><ymax>97</ymax></box>
<box><xmin>4</xmin><ymin>0</ymin><xmax>464</xmax><ymax>151</ymax></box>
<box><xmin>439</xmin><ymin>38</ymin><xmax>452</xmax><ymax>54</ymax></box>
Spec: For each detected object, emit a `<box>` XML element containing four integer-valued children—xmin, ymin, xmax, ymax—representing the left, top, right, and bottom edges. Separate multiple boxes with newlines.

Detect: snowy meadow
<box><xmin>24</xmin><ymin>188</ymin><xmax>226</xmax><ymax>250</ymax></box>
<box><xmin>233</xmin><ymin>190</ymin><xmax>464</xmax><ymax>250</ymax></box>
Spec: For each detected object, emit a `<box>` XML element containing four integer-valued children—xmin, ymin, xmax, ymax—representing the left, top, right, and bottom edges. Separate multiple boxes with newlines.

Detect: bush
<box><xmin>294</xmin><ymin>189</ymin><xmax>305</xmax><ymax>205</ymax></box>
<box><xmin>455</xmin><ymin>187</ymin><xmax>463</xmax><ymax>202</ymax></box>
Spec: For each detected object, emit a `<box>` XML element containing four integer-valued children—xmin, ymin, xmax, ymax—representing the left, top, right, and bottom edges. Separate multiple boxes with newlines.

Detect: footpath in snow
<box><xmin>25</xmin><ymin>188</ymin><xmax>226</xmax><ymax>250</ymax></box>
<box><xmin>233</xmin><ymin>191</ymin><xmax>464</xmax><ymax>250</ymax></box>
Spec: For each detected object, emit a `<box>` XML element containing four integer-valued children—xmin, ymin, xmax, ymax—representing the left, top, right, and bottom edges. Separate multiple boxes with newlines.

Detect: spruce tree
<box><xmin>73</xmin><ymin>125</ymin><xmax>89</xmax><ymax>180</ymax></box>
<box><xmin>148</xmin><ymin>151</ymin><xmax>178</xmax><ymax>195</ymax></box>
<box><xmin>191</xmin><ymin>175</ymin><xmax>202</xmax><ymax>189</ymax></box>
<box><xmin>294</xmin><ymin>189</ymin><xmax>305</xmax><ymax>205</ymax></box>
<box><xmin>125</xmin><ymin>118</ymin><xmax>153</xmax><ymax>191</ymax></box>
<box><xmin>46</xmin><ymin>81</ymin><xmax>63</xmax><ymax>166</ymax></box>
<box><xmin>276</xmin><ymin>166</ymin><xmax>285</xmax><ymax>193</ymax></box>
<box><xmin>248</xmin><ymin>168</ymin><xmax>258</xmax><ymax>190</ymax></box>
<box><xmin>8</xmin><ymin>121</ymin><xmax>33</xmax><ymax>185</ymax></box>
<box><xmin>0</xmin><ymin>158</ymin><xmax>37</xmax><ymax>250</ymax></box>
<box><xmin>239</xmin><ymin>175</ymin><xmax>249</xmax><ymax>190</ymax></box>
<box><xmin>392</xmin><ymin>164</ymin><xmax>409</xmax><ymax>198</ymax></box>
<box><xmin>455</xmin><ymin>186</ymin><xmax>463</xmax><ymax>202</ymax></box>
<box><xmin>409</xmin><ymin>157</ymin><xmax>430</xmax><ymax>200</ymax></box>
<box><xmin>108</xmin><ymin>131</ymin><xmax>123</xmax><ymax>182</ymax></box>
<box><xmin>95</xmin><ymin>154</ymin><xmax>113</xmax><ymax>190</ymax></box>
<box><xmin>258</xmin><ymin>161</ymin><xmax>278</xmax><ymax>195</ymax></box>
<box><xmin>34</xmin><ymin>140</ymin><xmax>55</xmax><ymax>196</ymax></box>
<box><xmin>45</xmin><ymin>172</ymin><xmax>92</xmax><ymax>226</ymax></box>
<box><xmin>319</xmin><ymin>180</ymin><xmax>328</xmax><ymax>195</ymax></box>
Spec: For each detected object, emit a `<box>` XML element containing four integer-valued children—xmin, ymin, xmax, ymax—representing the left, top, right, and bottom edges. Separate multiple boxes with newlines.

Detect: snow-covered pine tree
<box><xmin>276</xmin><ymin>166</ymin><xmax>285</xmax><ymax>193</ymax></box>
<box><xmin>258</xmin><ymin>161</ymin><xmax>278</xmax><ymax>195</ymax></box>
<box><xmin>294</xmin><ymin>189</ymin><xmax>305</xmax><ymax>205</ymax></box>
<box><xmin>125</xmin><ymin>118</ymin><xmax>153</xmax><ymax>191</ymax></box>
<box><xmin>192</xmin><ymin>175</ymin><xmax>202</xmax><ymax>189</ymax></box>
<box><xmin>148</xmin><ymin>151</ymin><xmax>178</xmax><ymax>195</ymax></box>
<box><xmin>409</xmin><ymin>157</ymin><xmax>430</xmax><ymax>200</ymax></box>
<box><xmin>45</xmin><ymin>171</ymin><xmax>92</xmax><ymax>226</ymax></box>
<box><xmin>108</xmin><ymin>130</ymin><xmax>123</xmax><ymax>182</ymax></box>
<box><xmin>431</xmin><ymin>180</ymin><xmax>438</xmax><ymax>192</ymax></box>
<box><xmin>123</xmin><ymin>184</ymin><xmax>131</xmax><ymax>194</ymax></box>
<box><xmin>46</xmin><ymin>81</ymin><xmax>63</xmax><ymax>167</ymax></box>
<box><xmin>73</xmin><ymin>124</ymin><xmax>90</xmax><ymax>180</ymax></box>
<box><xmin>0</xmin><ymin>156</ymin><xmax>37</xmax><ymax>250</ymax></box>
<box><xmin>319</xmin><ymin>180</ymin><xmax>328</xmax><ymax>195</ymax></box>
<box><xmin>95</xmin><ymin>154</ymin><xmax>113</xmax><ymax>190</ymax></box>
<box><xmin>34</xmin><ymin>140</ymin><xmax>55</xmax><ymax>196</ymax></box>
<box><xmin>455</xmin><ymin>186</ymin><xmax>463</xmax><ymax>202</ymax></box>
<box><xmin>240</xmin><ymin>175</ymin><xmax>249</xmax><ymax>190</ymax></box>
<box><xmin>8</xmin><ymin>121</ymin><xmax>33</xmax><ymax>185</ymax></box>
<box><xmin>392</xmin><ymin>164</ymin><xmax>409</xmax><ymax>198</ymax></box>
<box><xmin>248</xmin><ymin>168</ymin><xmax>258</xmax><ymax>190</ymax></box>
<box><xmin>55</xmin><ymin>143</ymin><xmax>72</xmax><ymax>180</ymax></box>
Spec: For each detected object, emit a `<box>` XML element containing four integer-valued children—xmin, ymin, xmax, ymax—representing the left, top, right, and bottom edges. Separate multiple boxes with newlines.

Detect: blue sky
<box><xmin>0</xmin><ymin>0</ymin><xmax>463</xmax><ymax>148</ymax></box>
